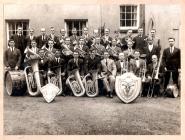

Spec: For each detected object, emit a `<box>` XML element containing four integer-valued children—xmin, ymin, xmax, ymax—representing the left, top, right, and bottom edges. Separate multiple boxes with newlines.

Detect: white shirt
<box><xmin>148</xmin><ymin>44</ymin><xmax>153</xmax><ymax>52</ymax></box>
<box><xmin>120</xmin><ymin>61</ymin><xmax>124</xmax><ymax>68</ymax></box>
<box><xmin>10</xmin><ymin>47</ymin><xmax>14</xmax><ymax>52</ymax></box>
<box><xmin>136</xmin><ymin>59</ymin><xmax>140</xmax><ymax>68</ymax></box>
<box><xmin>170</xmin><ymin>46</ymin><xmax>174</xmax><ymax>53</ymax></box>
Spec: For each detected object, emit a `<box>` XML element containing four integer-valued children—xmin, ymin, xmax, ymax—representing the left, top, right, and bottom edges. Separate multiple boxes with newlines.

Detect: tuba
<box><xmin>83</xmin><ymin>71</ymin><xmax>99</xmax><ymax>97</ymax></box>
<box><xmin>24</xmin><ymin>55</ymin><xmax>42</xmax><ymax>96</ymax></box>
<box><xmin>66</xmin><ymin>69</ymin><xmax>85</xmax><ymax>97</ymax></box>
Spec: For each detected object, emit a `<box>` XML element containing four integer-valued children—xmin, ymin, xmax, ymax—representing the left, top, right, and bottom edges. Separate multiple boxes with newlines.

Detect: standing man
<box><xmin>81</xmin><ymin>27</ymin><xmax>92</xmax><ymax>48</ymax></box>
<box><xmin>58</xmin><ymin>28</ymin><xmax>67</xmax><ymax>47</ymax></box>
<box><xmin>4</xmin><ymin>39</ymin><xmax>21</xmax><ymax>70</ymax></box>
<box><xmin>70</xmin><ymin>28</ymin><xmax>80</xmax><ymax>46</ymax></box>
<box><xmin>99</xmin><ymin>51</ymin><xmax>117</xmax><ymax>98</ymax></box>
<box><xmin>36</xmin><ymin>28</ymin><xmax>48</xmax><ymax>49</ymax></box>
<box><xmin>162</xmin><ymin>37</ymin><xmax>181</xmax><ymax>90</ymax></box>
<box><xmin>25</xmin><ymin>28</ymin><xmax>37</xmax><ymax>47</ymax></box>
<box><xmin>123</xmin><ymin>40</ymin><xmax>135</xmax><ymax>62</ymax></box>
<box><xmin>48</xmin><ymin>27</ymin><xmax>59</xmax><ymax>49</ymax></box>
<box><xmin>10</xmin><ymin>26</ymin><xmax>26</xmax><ymax>69</ymax></box>
<box><xmin>100</xmin><ymin>28</ymin><xmax>112</xmax><ymax>48</ymax></box>
<box><xmin>121</xmin><ymin>29</ymin><xmax>134</xmax><ymax>51</ymax></box>
<box><xmin>107</xmin><ymin>38</ymin><xmax>122</xmax><ymax>61</ymax></box>
<box><xmin>133</xmin><ymin>27</ymin><xmax>148</xmax><ymax>54</ymax></box>
<box><xmin>144</xmin><ymin>36</ymin><xmax>160</xmax><ymax>65</ymax></box>
<box><xmin>150</xmin><ymin>29</ymin><xmax>161</xmax><ymax>51</ymax></box>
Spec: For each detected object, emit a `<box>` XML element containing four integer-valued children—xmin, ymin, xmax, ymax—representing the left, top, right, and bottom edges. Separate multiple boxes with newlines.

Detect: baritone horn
<box><xmin>66</xmin><ymin>69</ymin><xmax>85</xmax><ymax>97</ymax></box>
<box><xmin>83</xmin><ymin>71</ymin><xmax>99</xmax><ymax>97</ymax></box>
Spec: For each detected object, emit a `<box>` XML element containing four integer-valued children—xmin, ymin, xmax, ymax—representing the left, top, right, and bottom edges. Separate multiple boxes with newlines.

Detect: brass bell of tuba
<box><xmin>66</xmin><ymin>69</ymin><xmax>85</xmax><ymax>97</ymax></box>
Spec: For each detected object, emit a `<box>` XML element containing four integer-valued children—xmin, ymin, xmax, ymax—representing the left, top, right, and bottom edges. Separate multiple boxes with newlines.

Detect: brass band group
<box><xmin>4</xmin><ymin>26</ymin><xmax>181</xmax><ymax>103</ymax></box>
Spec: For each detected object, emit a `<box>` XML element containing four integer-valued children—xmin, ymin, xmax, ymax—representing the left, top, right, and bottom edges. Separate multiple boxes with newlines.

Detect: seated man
<box><xmin>143</xmin><ymin>54</ymin><xmax>163</xmax><ymax>97</ymax></box>
<box><xmin>67</xmin><ymin>52</ymin><xmax>84</xmax><ymax>95</ymax></box>
<box><xmin>116</xmin><ymin>52</ymin><xmax>130</xmax><ymax>75</ymax></box>
<box><xmin>98</xmin><ymin>51</ymin><xmax>116</xmax><ymax>98</ymax></box>
<box><xmin>48</xmin><ymin>50</ymin><xmax>66</xmax><ymax>96</ymax></box>
<box><xmin>4</xmin><ymin>39</ymin><xmax>21</xmax><ymax>71</ymax></box>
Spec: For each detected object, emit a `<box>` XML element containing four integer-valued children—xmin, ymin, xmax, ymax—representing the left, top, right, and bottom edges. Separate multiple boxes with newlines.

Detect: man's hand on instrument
<box><xmin>164</xmin><ymin>67</ymin><xmax>167</xmax><ymax>71</ymax></box>
<box><xmin>61</xmin><ymin>72</ymin><xmax>65</xmax><ymax>76</ymax></box>
<box><xmin>15</xmin><ymin>66</ymin><xmax>19</xmax><ymax>70</ymax></box>
<box><xmin>147</xmin><ymin>76</ymin><xmax>152</xmax><ymax>80</ymax></box>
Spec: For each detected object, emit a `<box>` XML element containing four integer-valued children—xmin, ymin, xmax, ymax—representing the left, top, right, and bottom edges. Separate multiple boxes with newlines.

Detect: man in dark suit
<box><xmin>58</xmin><ymin>28</ymin><xmax>67</xmax><ymax>47</ymax></box>
<box><xmin>162</xmin><ymin>37</ymin><xmax>181</xmax><ymax>90</ymax></box>
<box><xmin>133</xmin><ymin>27</ymin><xmax>148</xmax><ymax>54</ymax></box>
<box><xmin>121</xmin><ymin>29</ymin><xmax>134</xmax><ymax>51</ymax></box>
<box><xmin>144</xmin><ymin>36</ymin><xmax>160</xmax><ymax>65</ymax></box>
<box><xmin>123</xmin><ymin>40</ymin><xmax>135</xmax><ymax>62</ymax></box>
<box><xmin>81</xmin><ymin>27</ymin><xmax>92</xmax><ymax>48</ymax></box>
<box><xmin>4</xmin><ymin>39</ymin><xmax>21</xmax><ymax>70</ymax></box>
<box><xmin>36</xmin><ymin>28</ymin><xmax>48</xmax><ymax>48</ymax></box>
<box><xmin>10</xmin><ymin>26</ymin><xmax>26</xmax><ymax>69</ymax></box>
<box><xmin>25</xmin><ymin>28</ymin><xmax>37</xmax><ymax>47</ymax></box>
<box><xmin>72</xmin><ymin>38</ymin><xmax>89</xmax><ymax>60</ymax></box>
<box><xmin>100</xmin><ymin>28</ymin><xmax>112</xmax><ymax>48</ymax></box>
<box><xmin>48</xmin><ymin>27</ymin><xmax>60</xmax><ymax>49</ymax></box>
<box><xmin>150</xmin><ymin>29</ymin><xmax>161</xmax><ymax>51</ymax></box>
<box><xmin>67</xmin><ymin>51</ymin><xmax>84</xmax><ymax>77</ymax></box>
<box><xmin>70</xmin><ymin>28</ymin><xmax>80</xmax><ymax>46</ymax></box>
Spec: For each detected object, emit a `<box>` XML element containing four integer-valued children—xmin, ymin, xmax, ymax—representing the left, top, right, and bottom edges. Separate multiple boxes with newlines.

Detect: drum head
<box><xmin>5</xmin><ymin>72</ymin><xmax>13</xmax><ymax>96</ymax></box>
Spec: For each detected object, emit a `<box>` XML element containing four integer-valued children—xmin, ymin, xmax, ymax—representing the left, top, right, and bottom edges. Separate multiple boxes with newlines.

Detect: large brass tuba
<box><xmin>24</xmin><ymin>56</ymin><xmax>42</xmax><ymax>96</ymax></box>
<box><xmin>66</xmin><ymin>69</ymin><xmax>85</xmax><ymax>97</ymax></box>
<box><xmin>83</xmin><ymin>71</ymin><xmax>99</xmax><ymax>97</ymax></box>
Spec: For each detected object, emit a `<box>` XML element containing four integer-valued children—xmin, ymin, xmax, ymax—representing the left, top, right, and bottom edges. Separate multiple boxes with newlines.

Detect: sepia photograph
<box><xmin>1</xmin><ymin>1</ymin><xmax>182</xmax><ymax>136</ymax></box>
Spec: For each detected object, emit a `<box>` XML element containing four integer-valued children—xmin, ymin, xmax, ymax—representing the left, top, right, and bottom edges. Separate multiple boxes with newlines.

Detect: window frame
<box><xmin>64</xmin><ymin>19</ymin><xmax>88</xmax><ymax>36</ymax></box>
<box><xmin>119</xmin><ymin>4</ymin><xmax>140</xmax><ymax>30</ymax></box>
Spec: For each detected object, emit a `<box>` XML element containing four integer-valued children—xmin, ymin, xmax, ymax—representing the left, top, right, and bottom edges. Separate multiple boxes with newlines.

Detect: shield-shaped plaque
<box><xmin>40</xmin><ymin>83</ymin><xmax>59</xmax><ymax>103</ymax></box>
<box><xmin>115</xmin><ymin>72</ymin><xmax>141</xmax><ymax>103</ymax></box>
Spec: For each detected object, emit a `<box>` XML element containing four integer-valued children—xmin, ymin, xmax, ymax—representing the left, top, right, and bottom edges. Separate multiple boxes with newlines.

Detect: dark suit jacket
<box><xmin>36</xmin><ymin>35</ymin><xmax>49</xmax><ymax>48</ymax></box>
<box><xmin>81</xmin><ymin>34</ymin><xmax>93</xmax><ymax>48</ymax></box>
<box><xmin>84</xmin><ymin>56</ymin><xmax>101</xmax><ymax>74</ymax></box>
<box><xmin>144</xmin><ymin>44</ymin><xmax>160</xmax><ymax>65</ymax></box>
<box><xmin>4</xmin><ymin>47</ymin><xmax>21</xmax><ymax>69</ymax></box>
<box><xmin>100</xmin><ymin>36</ymin><xmax>112</xmax><ymax>47</ymax></box>
<box><xmin>48</xmin><ymin>57</ymin><xmax>65</xmax><ymax>73</ymax></box>
<box><xmin>25</xmin><ymin>35</ymin><xmax>37</xmax><ymax>47</ymax></box>
<box><xmin>146</xmin><ymin>63</ymin><xmax>163</xmax><ymax>78</ymax></box>
<box><xmin>70</xmin><ymin>35</ymin><xmax>80</xmax><ymax>46</ymax></box>
<box><xmin>48</xmin><ymin>34</ymin><xmax>60</xmax><ymax>49</ymax></box>
<box><xmin>107</xmin><ymin>46</ymin><xmax>122</xmax><ymax>61</ymax></box>
<box><xmin>162</xmin><ymin>47</ymin><xmax>181</xmax><ymax>70</ymax></box>
<box><xmin>133</xmin><ymin>35</ymin><xmax>148</xmax><ymax>54</ymax></box>
<box><xmin>10</xmin><ymin>34</ymin><xmax>26</xmax><ymax>55</ymax></box>
<box><xmin>121</xmin><ymin>36</ymin><xmax>134</xmax><ymax>51</ymax></box>
<box><xmin>67</xmin><ymin>58</ymin><xmax>84</xmax><ymax>76</ymax></box>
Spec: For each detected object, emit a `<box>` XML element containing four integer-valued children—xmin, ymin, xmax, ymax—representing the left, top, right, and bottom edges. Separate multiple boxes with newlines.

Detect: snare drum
<box><xmin>5</xmin><ymin>70</ymin><xmax>27</xmax><ymax>96</ymax></box>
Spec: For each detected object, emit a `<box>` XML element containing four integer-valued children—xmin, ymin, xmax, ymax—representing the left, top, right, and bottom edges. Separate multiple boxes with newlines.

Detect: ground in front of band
<box><xmin>4</xmin><ymin>93</ymin><xmax>180</xmax><ymax>135</ymax></box>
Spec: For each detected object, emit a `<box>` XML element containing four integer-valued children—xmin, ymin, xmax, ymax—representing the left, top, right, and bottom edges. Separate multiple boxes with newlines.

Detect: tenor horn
<box><xmin>83</xmin><ymin>71</ymin><xmax>99</xmax><ymax>97</ymax></box>
<box><xmin>66</xmin><ymin>69</ymin><xmax>85</xmax><ymax>97</ymax></box>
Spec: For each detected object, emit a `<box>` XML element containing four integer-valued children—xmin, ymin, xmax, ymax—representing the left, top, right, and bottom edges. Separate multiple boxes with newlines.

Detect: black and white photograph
<box><xmin>1</xmin><ymin>1</ymin><xmax>182</xmax><ymax>136</ymax></box>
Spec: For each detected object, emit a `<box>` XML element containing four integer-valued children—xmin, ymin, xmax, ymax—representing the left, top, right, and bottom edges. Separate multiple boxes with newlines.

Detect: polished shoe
<box><xmin>109</xmin><ymin>92</ymin><xmax>113</xmax><ymax>98</ymax></box>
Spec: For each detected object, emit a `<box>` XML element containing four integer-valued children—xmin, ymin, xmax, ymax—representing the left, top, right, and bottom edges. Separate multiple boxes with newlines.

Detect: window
<box><xmin>65</xmin><ymin>19</ymin><xmax>88</xmax><ymax>36</ymax></box>
<box><xmin>6</xmin><ymin>20</ymin><xmax>29</xmax><ymax>40</ymax></box>
<box><xmin>120</xmin><ymin>5</ymin><xmax>140</xmax><ymax>30</ymax></box>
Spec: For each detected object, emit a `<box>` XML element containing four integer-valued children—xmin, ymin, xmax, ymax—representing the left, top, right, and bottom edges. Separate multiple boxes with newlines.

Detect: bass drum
<box><xmin>165</xmin><ymin>84</ymin><xmax>179</xmax><ymax>98</ymax></box>
<box><xmin>5</xmin><ymin>70</ymin><xmax>27</xmax><ymax>96</ymax></box>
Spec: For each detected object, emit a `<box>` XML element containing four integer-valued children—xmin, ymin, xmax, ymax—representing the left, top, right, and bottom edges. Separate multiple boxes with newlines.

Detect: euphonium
<box><xmin>66</xmin><ymin>69</ymin><xmax>85</xmax><ymax>97</ymax></box>
<box><xmin>24</xmin><ymin>57</ymin><xmax>42</xmax><ymax>96</ymax></box>
<box><xmin>83</xmin><ymin>71</ymin><xmax>99</xmax><ymax>97</ymax></box>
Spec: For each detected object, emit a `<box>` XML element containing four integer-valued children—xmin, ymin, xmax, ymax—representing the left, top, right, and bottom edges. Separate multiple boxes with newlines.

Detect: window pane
<box><xmin>120</xmin><ymin>6</ymin><xmax>125</xmax><ymax>12</ymax></box>
<box><xmin>132</xmin><ymin>13</ymin><xmax>137</xmax><ymax>20</ymax></box>
<box><xmin>120</xmin><ymin>13</ymin><xmax>125</xmax><ymax>20</ymax></box>
<box><xmin>126</xmin><ymin>13</ymin><xmax>131</xmax><ymax>19</ymax></box>
<box><xmin>120</xmin><ymin>20</ymin><xmax>125</xmax><ymax>27</ymax></box>
<box><xmin>126</xmin><ymin>20</ymin><xmax>131</xmax><ymax>26</ymax></box>
<box><xmin>126</xmin><ymin>6</ymin><xmax>131</xmax><ymax>12</ymax></box>
<box><xmin>132</xmin><ymin>6</ymin><xmax>137</xmax><ymax>12</ymax></box>
<box><xmin>132</xmin><ymin>20</ymin><xmax>137</xmax><ymax>26</ymax></box>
